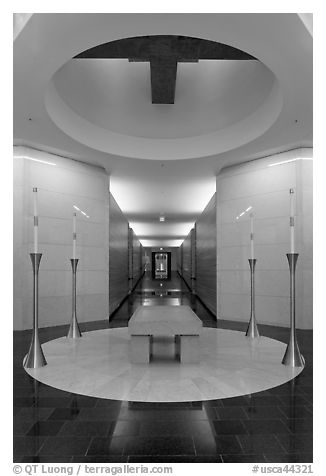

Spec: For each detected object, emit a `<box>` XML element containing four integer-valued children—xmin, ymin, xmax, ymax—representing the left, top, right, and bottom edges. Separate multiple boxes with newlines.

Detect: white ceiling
<box><xmin>53</xmin><ymin>59</ymin><xmax>275</xmax><ymax>141</ymax></box>
<box><xmin>13</xmin><ymin>13</ymin><xmax>312</xmax><ymax>247</ymax></box>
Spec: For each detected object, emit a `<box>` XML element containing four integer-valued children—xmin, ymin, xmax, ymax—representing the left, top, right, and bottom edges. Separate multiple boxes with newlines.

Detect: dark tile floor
<box><xmin>13</xmin><ymin>272</ymin><xmax>313</xmax><ymax>463</ymax></box>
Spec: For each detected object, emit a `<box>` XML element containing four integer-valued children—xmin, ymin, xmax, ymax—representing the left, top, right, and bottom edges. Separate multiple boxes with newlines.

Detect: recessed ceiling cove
<box><xmin>74</xmin><ymin>35</ymin><xmax>257</xmax><ymax>105</ymax></box>
<box><xmin>45</xmin><ymin>35</ymin><xmax>282</xmax><ymax>161</ymax></box>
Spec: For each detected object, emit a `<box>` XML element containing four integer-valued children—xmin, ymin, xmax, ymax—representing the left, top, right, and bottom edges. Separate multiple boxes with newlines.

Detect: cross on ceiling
<box><xmin>74</xmin><ymin>35</ymin><xmax>257</xmax><ymax>104</ymax></box>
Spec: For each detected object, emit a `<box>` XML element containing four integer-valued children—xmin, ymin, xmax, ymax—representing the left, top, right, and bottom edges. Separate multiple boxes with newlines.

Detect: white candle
<box><xmin>290</xmin><ymin>188</ymin><xmax>295</xmax><ymax>253</ymax></box>
<box><xmin>250</xmin><ymin>213</ymin><xmax>254</xmax><ymax>259</ymax></box>
<box><xmin>73</xmin><ymin>213</ymin><xmax>77</xmax><ymax>259</ymax></box>
<box><xmin>33</xmin><ymin>187</ymin><xmax>38</xmax><ymax>253</ymax></box>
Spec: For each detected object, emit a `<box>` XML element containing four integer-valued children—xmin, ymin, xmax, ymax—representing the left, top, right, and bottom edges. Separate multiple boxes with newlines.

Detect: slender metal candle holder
<box><xmin>24</xmin><ymin>253</ymin><xmax>47</xmax><ymax>368</ymax></box>
<box><xmin>282</xmin><ymin>253</ymin><xmax>304</xmax><ymax>367</ymax></box>
<box><xmin>246</xmin><ymin>258</ymin><xmax>260</xmax><ymax>338</ymax></box>
<box><xmin>67</xmin><ymin>258</ymin><xmax>82</xmax><ymax>338</ymax></box>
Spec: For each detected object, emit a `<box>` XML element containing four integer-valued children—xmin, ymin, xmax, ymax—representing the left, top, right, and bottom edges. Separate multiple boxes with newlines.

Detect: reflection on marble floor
<box><xmin>24</xmin><ymin>328</ymin><xmax>303</xmax><ymax>402</ymax></box>
<box><xmin>15</xmin><ymin>272</ymin><xmax>312</xmax><ymax>463</ymax></box>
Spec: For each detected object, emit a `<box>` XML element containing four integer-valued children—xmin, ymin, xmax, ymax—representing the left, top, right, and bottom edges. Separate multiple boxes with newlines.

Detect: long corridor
<box><xmin>111</xmin><ymin>271</ymin><xmax>217</xmax><ymax>328</ymax></box>
<box><xmin>13</xmin><ymin>272</ymin><xmax>313</xmax><ymax>463</ymax></box>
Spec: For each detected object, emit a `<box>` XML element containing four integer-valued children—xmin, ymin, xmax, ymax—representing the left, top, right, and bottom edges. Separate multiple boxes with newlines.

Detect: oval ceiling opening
<box><xmin>46</xmin><ymin>35</ymin><xmax>283</xmax><ymax>160</ymax></box>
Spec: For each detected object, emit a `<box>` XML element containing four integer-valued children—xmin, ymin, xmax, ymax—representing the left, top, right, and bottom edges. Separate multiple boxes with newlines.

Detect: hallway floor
<box><xmin>13</xmin><ymin>272</ymin><xmax>313</xmax><ymax>463</ymax></box>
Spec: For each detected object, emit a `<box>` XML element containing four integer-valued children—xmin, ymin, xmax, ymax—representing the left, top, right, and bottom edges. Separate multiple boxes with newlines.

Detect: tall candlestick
<box><xmin>73</xmin><ymin>213</ymin><xmax>77</xmax><ymax>259</ymax></box>
<box><xmin>250</xmin><ymin>213</ymin><xmax>254</xmax><ymax>259</ymax></box>
<box><xmin>289</xmin><ymin>189</ymin><xmax>295</xmax><ymax>253</ymax></box>
<box><xmin>33</xmin><ymin>187</ymin><xmax>38</xmax><ymax>253</ymax></box>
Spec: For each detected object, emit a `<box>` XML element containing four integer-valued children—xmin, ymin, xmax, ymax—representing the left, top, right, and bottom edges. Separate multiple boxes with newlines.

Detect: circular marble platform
<box><xmin>24</xmin><ymin>328</ymin><xmax>304</xmax><ymax>402</ymax></box>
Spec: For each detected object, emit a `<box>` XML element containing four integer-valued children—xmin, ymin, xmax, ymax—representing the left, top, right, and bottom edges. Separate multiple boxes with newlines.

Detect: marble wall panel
<box><xmin>21</xmin><ymin>269</ymin><xmax>108</xmax><ymax>298</ymax></box>
<box><xmin>216</xmin><ymin>148</ymin><xmax>313</xmax><ymax>329</ymax></box>
<box><xmin>218</xmin><ymin>162</ymin><xmax>297</xmax><ymax>202</ymax></box>
<box><xmin>20</xmin><ymin>294</ymin><xmax>108</xmax><ymax>329</ymax></box>
<box><xmin>191</xmin><ymin>227</ymin><xmax>196</xmax><ymax>279</ymax></box>
<box><xmin>132</xmin><ymin>230</ymin><xmax>142</xmax><ymax>281</ymax></box>
<box><xmin>195</xmin><ymin>194</ymin><xmax>217</xmax><ymax>315</ymax></box>
<box><xmin>109</xmin><ymin>193</ymin><xmax>129</xmax><ymax>315</ymax></box>
<box><xmin>128</xmin><ymin>229</ymin><xmax>143</xmax><ymax>289</ymax></box>
<box><xmin>181</xmin><ymin>229</ymin><xmax>192</xmax><ymax>289</ymax></box>
<box><xmin>25</xmin><ymin>160</ymin><xmax>105</xmax><ymax>200</ymax></box>
<box><xmin>177</xmin><ymin>246</ymin><xmax>183</xmax><ymax>273</ymax></box>
<box><xmin>13</xmin><ymin>146</ymin><xmax>110</xmax><ymax>330</ymax></box>
<box><xmin>128</xmin><ymin>227</ymin><xmax>133</xmax><ymax>280</ymax></box>
<box><xmin>219</xmin><ymin>293</ymin><xmax>290</xmax><ymax>327</ymax></box>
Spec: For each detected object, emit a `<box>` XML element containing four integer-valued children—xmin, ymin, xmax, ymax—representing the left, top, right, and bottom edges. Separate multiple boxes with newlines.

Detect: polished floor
<box><xmin>24</xmin><ymin>329</ymin><xmax>303</xmax><ymax>402</ymax></box>
<box><xmin>13</xmin><ymin>272</ymin><xmax>313</xmax><ymax>463</ymax></box>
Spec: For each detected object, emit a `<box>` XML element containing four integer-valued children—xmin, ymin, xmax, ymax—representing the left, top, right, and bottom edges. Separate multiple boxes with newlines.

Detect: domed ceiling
<box><xmin>46</xmin><ymin>34</ymin><xmax>281</xmax><ymax>160</ymax></box>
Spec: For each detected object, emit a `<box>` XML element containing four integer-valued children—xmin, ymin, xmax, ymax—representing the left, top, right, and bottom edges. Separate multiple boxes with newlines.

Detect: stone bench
<box><xmin>128</xmin><ymin>305</ymin><xmax>203</xmax><ymax>364</ymax></box>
